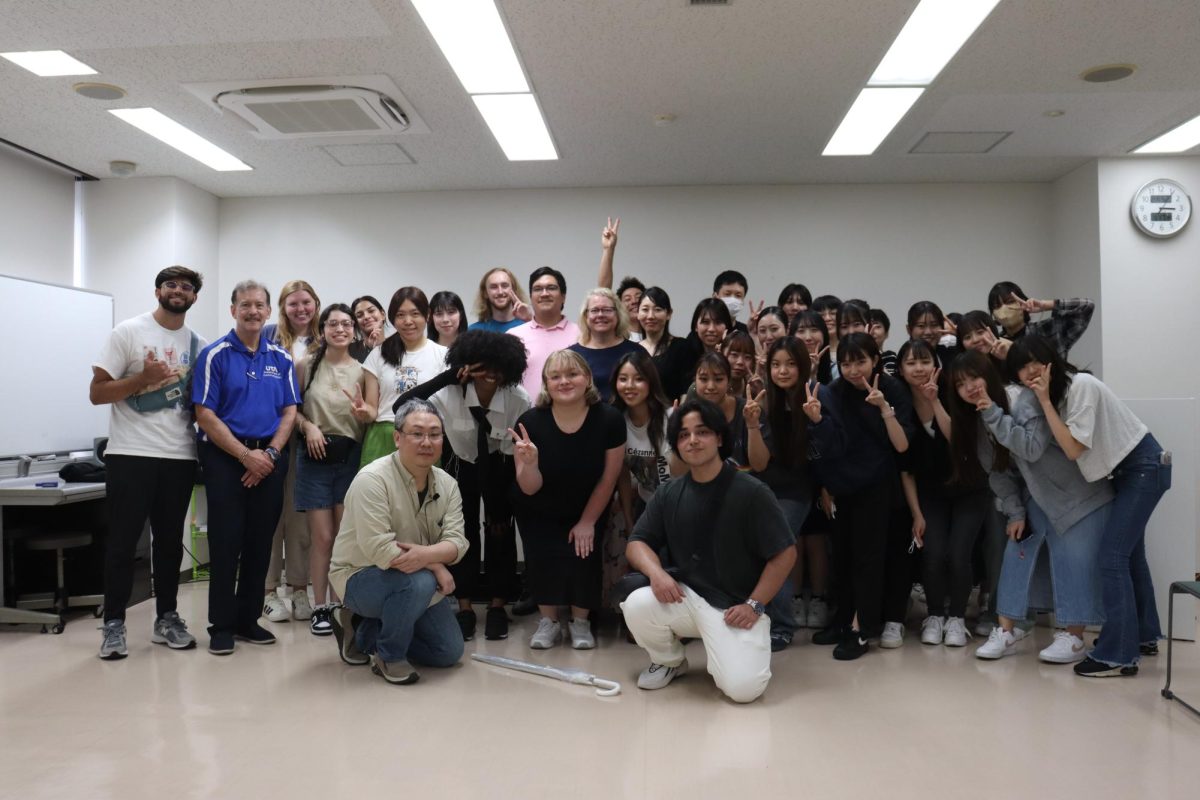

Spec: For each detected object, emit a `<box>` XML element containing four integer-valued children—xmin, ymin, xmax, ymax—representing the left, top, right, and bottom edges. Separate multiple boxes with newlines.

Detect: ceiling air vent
<box><xmin>184</xmin><ymin>76</ymin><xmax>429</xmax><ymax>142</ymax></box>
<box><xmin>689</xmin><ymin>0</ymin><xmax>731</xmax><ymax>5</ymax></box>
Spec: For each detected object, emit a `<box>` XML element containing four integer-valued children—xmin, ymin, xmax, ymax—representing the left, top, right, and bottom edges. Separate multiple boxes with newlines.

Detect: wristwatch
<box><xmin>264</xmin><ymin>446</ymin><xmax>281</xmax><ymax>463</ymax></box>
<box><xmin>744</xmin><ymin>599</ymin><xmax>765</xmax><ymax>616</ymax></box>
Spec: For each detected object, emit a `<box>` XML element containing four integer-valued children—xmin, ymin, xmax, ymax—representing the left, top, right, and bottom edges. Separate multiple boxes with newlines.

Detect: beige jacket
<box><xmin>329</xmin><ymin>452</ymin><xmax>467</xmax><ymax>603</ymax></box>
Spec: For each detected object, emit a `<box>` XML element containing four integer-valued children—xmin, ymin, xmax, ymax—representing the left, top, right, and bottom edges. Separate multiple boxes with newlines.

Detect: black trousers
<box><xmin>103</xmin><ymin>454</ymin><xmax>196</xmax><ymax>623</ymax></box>
<box><xmin>921</xmin><ymin>488</ymin><xmax>989</xmax><ymax>619</ymax></box>
<box><xmin>831</xmin><ymin>479</ymin><xmax>895</xmax><ymax>635</ymax></box>
<box><xmin>198</xmin><ymin>441</ymin><xmax>287</xmax><ymax>636</ymax></box>
<box><xmin>448</xmin><ymin>453</ymin><xmax>519</xmax><ymax>602</ymax></box>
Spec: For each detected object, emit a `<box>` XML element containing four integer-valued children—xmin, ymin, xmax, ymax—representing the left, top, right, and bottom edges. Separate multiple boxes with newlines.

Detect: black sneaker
<box><xmin>331</xmin><ymin>606</ymin><xmax>369</xmax><ymax>666</ymax></box>
<box><xmin>833</xmin><ymin>630</ymin><xmax>869</xmax><ymax>661</ymax></box>
<box><xmin>1074</xmin><ymin>656</ymin><xmax>1138</xmax><ymax>678</ymax></box>
<box><xmin>310</xmin><ymin>605</ymin><xmax>334</xmax><ymax>637</ymax></box>
<box><xmin>208</xmin><ymin>631</ymin><xmax>235</xmax><ymax>655</ymax></box>
<box><xmin>484</xmin><ymin>607</ymin><xmax>509</xmax><ymax>640</ymax></box>
<box><xmin>512</xmin><ymin>595</ymin><xmax>538</xmax><ymax>617</ymax></box>
<box><xmin>234</xmin><ymin>623</ymin><xmax>277</xmax><ymax>645</ymax></box>
<box><xmin>811</xmin><ymin>625</ymin><xmax>843</xmax><ymax>646</ymax></box>
<box><xmin>456</xmin><ymin>609</ymin><xmax>477</xmax><ymax>641</ymax></box>
<box><xmin>770</xmin><ymin>631</ymin><xmax>793</xmax><ymax>652</ymax></box>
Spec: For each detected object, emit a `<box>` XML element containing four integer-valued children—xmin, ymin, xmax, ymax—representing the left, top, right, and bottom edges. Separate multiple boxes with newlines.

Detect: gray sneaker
<box><xmin>371</xmin><ymin>654</ymin><xmax>420</xmax><ymax>685</ymax></box>
<box><xmin>568</xmin><ymin>618</ymin><xmax>595</xmax><ymax>650</ymax></box>
<box><xmin>151</xmin><ymin>611</ymin><xmax>197</xmax><ymax>650</ymax></box>
<box><xmin>331</xmin><ymin>606</ymin><xmax>369</xmax><ymax>666</ymax></box>
<box><xmin>529</xmin><ymin>617</ymin><xmax>562</xmax><ymax>649</ymax></box>
<box><xmin>99</xmin><ymin>620</ymin><xmax>128</xmax><ymax>660</ymax></box>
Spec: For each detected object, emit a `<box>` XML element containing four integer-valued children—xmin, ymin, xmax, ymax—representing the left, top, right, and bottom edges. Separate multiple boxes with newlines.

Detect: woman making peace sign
<box><xmin>510</xmin><ymin>350</ymin><xmax>626</xmax><ymax>651</ymax></box>
<box><xmin>745</xmin><ymin>338</ymin><xmax>845</xmax><ymax>651</ymax></box>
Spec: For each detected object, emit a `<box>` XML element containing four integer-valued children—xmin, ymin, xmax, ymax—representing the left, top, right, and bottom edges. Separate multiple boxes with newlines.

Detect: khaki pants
<box><xmin>265</xmin><ymin>441</ymin><xmax>310</xmax><ymax>592</ymax></box>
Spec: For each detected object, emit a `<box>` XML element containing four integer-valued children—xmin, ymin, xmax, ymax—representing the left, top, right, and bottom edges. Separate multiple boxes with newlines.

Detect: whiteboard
<box><xmin>1123</xmin><ymin>398</ymin><xmax>1198</xmax><ymax>642</ymax></box>
<box><xmin>0</xmin><ymin>274</ymin><xmax>113</xmax><ymax>458</ymax></box>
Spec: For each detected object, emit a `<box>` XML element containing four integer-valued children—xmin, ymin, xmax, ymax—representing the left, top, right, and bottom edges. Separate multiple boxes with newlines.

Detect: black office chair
<box><xmin>1161</xmin><ymin>580</ymin><xmax>1200</xmax><ymax>717</ymax></box>
<box><xmin>20</xmin><ymin>531</ymin><xmax>93</xmax><ymax>634</ymax></box>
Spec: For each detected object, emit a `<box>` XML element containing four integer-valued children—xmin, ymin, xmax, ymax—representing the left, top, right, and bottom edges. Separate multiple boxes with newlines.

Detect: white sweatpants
<box><xmin>621</xmin><ymin>584</ymin><xmax>772</xmax><ymax>703</ymax></box>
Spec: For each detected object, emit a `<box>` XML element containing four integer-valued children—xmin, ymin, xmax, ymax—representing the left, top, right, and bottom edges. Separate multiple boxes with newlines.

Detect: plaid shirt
<box><xmin>1017</xmin><ymin>298</ymin><xmax>1094</xmax><ymax>357</ymax></box>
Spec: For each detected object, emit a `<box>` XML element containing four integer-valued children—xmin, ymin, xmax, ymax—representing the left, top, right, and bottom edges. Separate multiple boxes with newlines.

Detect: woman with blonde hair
<box><xmin>569</xmin><ymin>288</ymin><xmax>641</xmax><ymax>403</ymax></box>
<box><xmin>262</xmin><ymin>279</ymin><xmax>320</xmax><ymax>624</ymax></box>
<box><xmin>510</xmin><ymin>350</ymin><xmax>626</xmax><ymax>650</ymax></box>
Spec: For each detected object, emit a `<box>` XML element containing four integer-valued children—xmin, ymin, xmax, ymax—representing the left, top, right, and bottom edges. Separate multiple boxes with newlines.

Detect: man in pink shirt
<box><xmin>510</xmin><ymin>266</ymin><xmax>581</xmax><ymax>399</ymax></box>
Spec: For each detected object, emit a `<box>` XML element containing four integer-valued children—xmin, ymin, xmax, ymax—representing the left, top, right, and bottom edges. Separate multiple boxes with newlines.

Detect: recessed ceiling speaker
<box><xmin>73</xmin><ymin>82</ymin><xmax>127</xmax><ymax>100</ymax></box>
<box><xmin>1080</xmin><ymin>64</ymin><xmax>1135</xmax><ymax>83</ymax></box>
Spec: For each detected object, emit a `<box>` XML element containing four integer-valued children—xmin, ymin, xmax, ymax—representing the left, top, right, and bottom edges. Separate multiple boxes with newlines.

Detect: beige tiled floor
<box><xmin>1</xmin><ymin>583</ymin><xmax>1198</xmax><ymax>800</ymax></box>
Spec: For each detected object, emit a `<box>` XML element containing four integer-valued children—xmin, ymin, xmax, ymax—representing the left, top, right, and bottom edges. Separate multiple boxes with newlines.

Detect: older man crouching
<box><xmin>329</xmin><ymin>399</ymin><xmax>468</xmax><ymax>685</ymax></box>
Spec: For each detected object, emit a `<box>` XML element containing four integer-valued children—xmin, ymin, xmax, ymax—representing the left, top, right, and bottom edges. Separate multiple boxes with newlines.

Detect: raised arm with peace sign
<box><xmin>802</xmin><ymin>380</ymin><xmax>823</xmax><ymax>424</ymax></box>
<box><xmin>742</xmin><ymin>383</ymin><xmax>766</xmax><ymax>428</ymax></box>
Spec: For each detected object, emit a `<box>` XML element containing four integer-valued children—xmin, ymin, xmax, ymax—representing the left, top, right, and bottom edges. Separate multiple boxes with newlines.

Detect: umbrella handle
<box><xmin>591</xmin><ymin>678</ymin><xmax>622</xmax><ymax>697</ymax></box>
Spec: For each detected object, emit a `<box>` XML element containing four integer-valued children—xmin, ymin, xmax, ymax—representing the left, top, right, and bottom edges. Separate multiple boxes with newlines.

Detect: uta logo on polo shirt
<box><xmin>264</xmin><ymin>365</ymin><xmax>282</xmax><ymax>379</ymax></box>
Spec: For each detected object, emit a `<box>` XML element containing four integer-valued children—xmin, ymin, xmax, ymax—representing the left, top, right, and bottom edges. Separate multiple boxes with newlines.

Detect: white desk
<box><xmin>0</xmin><ymin>476</ymin><xmax>106</xmax><ymax>626</ymax></box>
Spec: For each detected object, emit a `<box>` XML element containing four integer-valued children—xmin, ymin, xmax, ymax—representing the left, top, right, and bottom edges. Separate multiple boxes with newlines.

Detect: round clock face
<box><xmin>1131</xmin><ymin>179</ymin><xmax>1192</xmax><ymax>238</ymax></box>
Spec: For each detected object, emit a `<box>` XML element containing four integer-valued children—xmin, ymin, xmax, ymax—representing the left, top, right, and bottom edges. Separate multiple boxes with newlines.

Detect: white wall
<box><xmin>1048</xmin><ymin>161</ymin><xmax>1102</xmax><ymax>374</ymax></box>
<box><xmin>82</xmin><ymin>177</ymin><xmax>221</xmax><ymax>341</ymax></box>
<box><xmin>219</xmin><ymin>183</ymin><xmax>1055</xmax><ymax>350</ymax></box>
<box><xmin>0</xmin><ymin>145</ymin><xmax>75</xmax><ymax>286</ymax></box>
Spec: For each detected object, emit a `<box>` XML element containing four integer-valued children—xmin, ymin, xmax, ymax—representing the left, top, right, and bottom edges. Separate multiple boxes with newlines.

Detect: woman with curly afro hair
<box><xmin>393</xmin><ymin>330</ymin><xmax>531</xmax><ymax>641</ymax></box>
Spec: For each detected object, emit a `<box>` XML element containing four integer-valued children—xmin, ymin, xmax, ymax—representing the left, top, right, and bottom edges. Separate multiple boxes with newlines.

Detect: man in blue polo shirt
<box><xmin>192</xmin><ymin>279</ymin><xmax>300</xmax><ymax>655</ymax></box>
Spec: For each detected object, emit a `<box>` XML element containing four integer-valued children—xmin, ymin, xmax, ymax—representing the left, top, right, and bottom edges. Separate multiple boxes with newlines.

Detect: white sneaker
<box><xmin>529</xmin><ymin>617</ymin><xmax>562</xmax><ymax>649</ymax></box>
<box><xmin>1039</xmin><ymin>630</ymin><xmax>1087</xmax><ymax>664</ymax></box>
<box><xmin>806</xmin><ymin>597</ymin><xmax>829</xmax><ymax>629</ymax></box>
<box><xmin>943</xmin><ymin>617</ymin><xmax>970</xmax><ymax>647</ymax></box>
<box><xmin>975</xmin><ymin>627</ymin><xmax>1018</xmax><ymax>660</ymax></box>
<box><xmin>291</xmin><ymin>589</ymin><xmax>313</xmax><ymax>621</ymax></box>
<box><xmin>263</xmin><ymin>590</ymin><xmax>289</xmax><ymax>623</ymax></box>
<box><xmin>880</xmin><ymin>621</ymin><xmax>905</xmax><ymax>649</ymax></box>
<box><xmin>568</xmin><ymin>618</ymin><xmax>595</xmax><ymax>650</ymax></box>
<box><xmin>637</xmin><ymin>658</ymin><xmax>688</xmax><ymax>690</ymax></box>
<box><xmin>920</xmin><ymin>616</ymin><xmax>945</xmax><ymax>645</ymax></box>
<box><xmin>792</xmin><ymin>596</ymin><xmax>807</xmax><ymax>625</ymax></box>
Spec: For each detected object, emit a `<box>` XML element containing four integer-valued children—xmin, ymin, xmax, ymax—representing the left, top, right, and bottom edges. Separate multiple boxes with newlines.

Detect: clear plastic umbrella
<box><xmin>471</xmin><ymin>653</ymin><xmax>622</xmax><ymax>696</ymax></box>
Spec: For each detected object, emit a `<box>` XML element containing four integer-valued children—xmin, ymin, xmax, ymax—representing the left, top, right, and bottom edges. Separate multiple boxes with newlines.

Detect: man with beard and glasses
<box><xmin>91</xmin><ymin>266</ymin><xmax>208</xmax><ymax>660</ymax></box>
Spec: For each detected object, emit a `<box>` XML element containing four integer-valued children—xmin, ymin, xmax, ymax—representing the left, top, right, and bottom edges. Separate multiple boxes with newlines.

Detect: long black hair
<box><xmin>690</xmin><ymin>297</ymin><xmax>733</xmax><ymax>339</ymax></box>
<box><xmin>789</xmin><ymin>309</ymin><xmax>832</xmax><ymax>383</ymax></box>
<box><xmin>610</xmin><ymin>350</ymin><xmax>670</xmax><ymax>455</ymax></box>
<box><xmin>1005</xmin><ymin>333</ymin><xmax>1081</xmax><ymax>409</ymax></box>
<box><xmin>945</xmin><ymin>351</ymin><xmax>1012</xmax><ymax>485</ymax></box>
<box><xmin>764</xmin><ymin>337</ymin><xmax>813</xmax><ymax>468</ymax></box>
<box><xmin>306</xmin><ymin>303</ymin><xmax>354</xmax><ymax>391</ymax></box>
<box><xmin>641</xmin><ymin>286</ymin><xmax>675</xmax><ymax>355</ymax></box>
<box><xmin>427</xmin><ymin>290</ymin><xmax>468</xmax><ymax>343</ymax></box>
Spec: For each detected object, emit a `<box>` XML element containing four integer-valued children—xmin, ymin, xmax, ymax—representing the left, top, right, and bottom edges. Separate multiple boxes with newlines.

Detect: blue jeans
<box><xmin>997</xmin><ymin>498</ymin><xmax>1107</xmax><ymax>627</ymax></box>
<box><xmin>1090</xmin><ymin>434</ymin><xmax>1170</xmax><ymax>667</ymax></box>
<box><xmin>343</xmin><ymin>567</ymin><xmax>464</xmax><ymax>666</ymax></box>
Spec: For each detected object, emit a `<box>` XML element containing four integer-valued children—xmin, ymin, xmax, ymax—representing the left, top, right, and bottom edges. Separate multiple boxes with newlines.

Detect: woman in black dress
<box><xmin>510</xmin><ymin>350</ymin><xmax>626</xmax><ymax>651</ymax></box>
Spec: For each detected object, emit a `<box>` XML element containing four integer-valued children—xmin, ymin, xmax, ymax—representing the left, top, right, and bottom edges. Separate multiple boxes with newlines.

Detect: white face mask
<box><xmin>720</xmin><ymin>295</ymin><xmax>743</xmax><ymax>319</ymax></box>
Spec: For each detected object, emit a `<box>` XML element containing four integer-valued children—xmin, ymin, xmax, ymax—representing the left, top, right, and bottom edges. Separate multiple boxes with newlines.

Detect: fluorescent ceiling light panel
<box><xmin>869</xmin><ymin>0</ymin><xmax>1001</xmax><ymax>86</ymax></box>
<box><xmin>411</xmin><ymin>0</ymin><xmax>529</xmax><ymax>94</ymax></box>
<box><xmin>823</xmin><ymin>87</ymin><xmax>925</xmax><ymax>156</ymax></box>
<box><xmin>109</xmin><ymin>108</ymin><xmax>252</xmax><ymax>171</ymax></box>
<box><xmin>0</xmin><ymin>50</ymin><xmax>97</xmax><ymax>77</ymax></box>
<box><xmin>472</xmin><ymin>94</ymin><xmax>557</xmax><ymax>161</ymax></box>
<box><xmin>1133</xmin><ymin>113</ymin><xmax>1200</xmax><ymax>154</ymax></box>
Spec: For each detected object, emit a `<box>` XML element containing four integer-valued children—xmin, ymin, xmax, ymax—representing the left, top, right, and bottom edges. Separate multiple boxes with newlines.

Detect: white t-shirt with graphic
<box><xmin>363</xmin><ymin>340</ymin><xmax>448</xmax><ymax>423</ymax></box>
<box><xmin>625</xmin><ymin>412</ymin><xmax>672</xmax><ymax>503</ymax></box>
<box><xmin>93</xmin><ymin>312</ymin><xmax>207</xmax><ymax>460</ymax></box>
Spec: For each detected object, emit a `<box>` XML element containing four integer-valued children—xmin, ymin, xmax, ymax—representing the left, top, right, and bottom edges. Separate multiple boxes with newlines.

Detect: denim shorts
<box><xmin>294</xmin><ymin>442</ymin><xmax>362</xmax><ymax>511</ymax></box>
<box><xmin>996</xmin><ymin>497</ymin><xmax>1107</xmax><ymax>627</ymax></box>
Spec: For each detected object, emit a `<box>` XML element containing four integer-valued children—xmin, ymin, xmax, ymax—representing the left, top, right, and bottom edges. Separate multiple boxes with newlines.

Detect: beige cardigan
<box><xmin>329</xmin><ymin>452</ymin><xmax>467</xmax><ymax>603</ymax></box>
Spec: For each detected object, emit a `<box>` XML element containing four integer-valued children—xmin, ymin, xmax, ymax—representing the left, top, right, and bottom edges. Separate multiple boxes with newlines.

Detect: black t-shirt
<box><xmin>514</xmin><ymin>403</ymin><xmax>627</xmax><ymax>523</ymax></box>
<box><xmin>651</xmin><ymin>336</ymin><xmax>696</xmax><ymax>402</ymax></box>
<box><xmin>630</xmin><ymin>463</ymin><xmax>796</xmax><ymax>609</ymax></box>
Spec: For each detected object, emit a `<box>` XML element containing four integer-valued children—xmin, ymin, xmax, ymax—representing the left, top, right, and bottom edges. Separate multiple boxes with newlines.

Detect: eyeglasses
<box><xmin>324</xmin><ymin>320</ymin><xmax>354</xmax><ymax>330</ymax></box>
<box><xmin>401</xmin><ymin>431</ymin><xmax>444</xmax><ymax>443</ymax></box>
<box><xmin>162</xmin><ymin>280</ymin><xmax>196</xmax><ymax>292</ymax></box>
<box><xmin>587</xmin><ymin>307</ymin><xmax>617</xmax><ymax>316</ymax></box>
<box><xmin>531</xmin><ymin>284</ymin><xmax>561</xmax><ymax>294</ymax></box>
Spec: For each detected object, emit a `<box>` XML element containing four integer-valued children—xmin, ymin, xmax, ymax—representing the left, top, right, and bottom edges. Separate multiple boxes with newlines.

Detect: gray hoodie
<box><xmin>977</xmin><ymin>386</ymin><xmax>1113</xmax><ymax>535</ymax></box>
